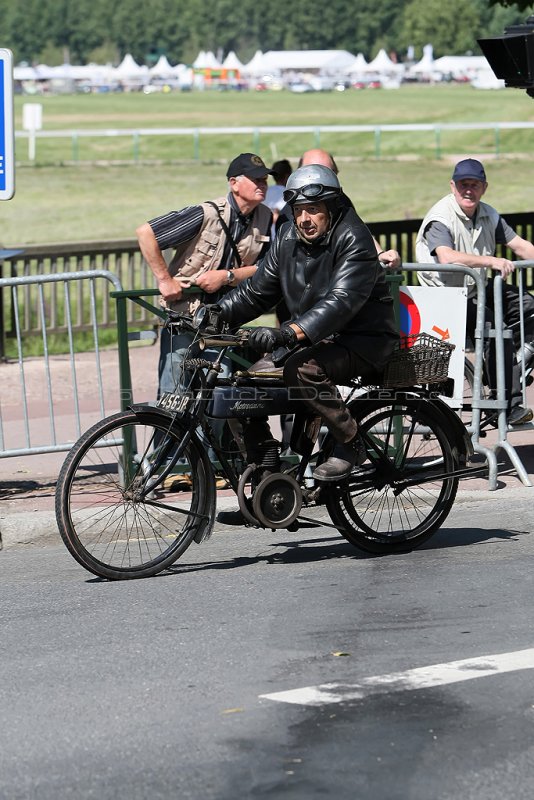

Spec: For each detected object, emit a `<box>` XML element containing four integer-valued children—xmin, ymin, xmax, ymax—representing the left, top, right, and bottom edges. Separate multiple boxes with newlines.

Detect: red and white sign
<box><xmin>399</xmin><ymin>286</ymin><xmax>467</xmax><ymax>407</ymax></box>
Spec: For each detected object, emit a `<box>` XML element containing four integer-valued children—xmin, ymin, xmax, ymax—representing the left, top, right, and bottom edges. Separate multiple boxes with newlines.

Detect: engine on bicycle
<box><xmin>209</xmin><ymin>384</ymin><xmax>310</xmax><ymax>529</ymax></box>
<box><xmin>160</xmin><ymin>309</ymin><xmax>473</xmax><ymax>534</ymax></box>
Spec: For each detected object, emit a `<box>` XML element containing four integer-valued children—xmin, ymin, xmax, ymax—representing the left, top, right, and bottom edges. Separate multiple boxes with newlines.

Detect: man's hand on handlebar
<box><xmin>248</xmin><ymin>326</ymin><xmax>298</xmax><ymax>353</ymax></box>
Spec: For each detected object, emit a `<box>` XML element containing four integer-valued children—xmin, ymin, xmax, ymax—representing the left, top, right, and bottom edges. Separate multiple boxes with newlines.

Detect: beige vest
<box><xmin>166</xmin><ymin>197</ymin><xmax>270</xmax><ymax>313</ymax></box>
<box><xmin>416</xmin><ymin>193</ymin><xmax>500</xmax><ymax>296</ymax></box>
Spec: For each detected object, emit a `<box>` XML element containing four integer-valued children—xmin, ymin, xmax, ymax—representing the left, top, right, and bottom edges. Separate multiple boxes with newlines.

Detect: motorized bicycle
<box><xmin>55</xmin><ymin>308</ymin><xmax>481</xmax><ymax>580</ymax></box>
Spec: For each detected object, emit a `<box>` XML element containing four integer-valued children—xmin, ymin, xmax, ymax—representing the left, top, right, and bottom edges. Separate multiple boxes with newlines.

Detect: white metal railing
<box><xmin>14</xmin><ymin>121</ymin><xmax>534</xmax><ymax>162</ymax></box>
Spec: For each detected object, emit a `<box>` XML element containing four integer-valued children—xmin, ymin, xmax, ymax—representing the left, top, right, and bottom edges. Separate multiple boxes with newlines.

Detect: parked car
<box><xmin>352</xmin><ymin>79</ymin><xmax>382</xmax><ymax>90</ymax></box>
<box><xmin>288</xmin><ymin>81</ymin><xmax>314</xmax><ymax>93</ymax></box>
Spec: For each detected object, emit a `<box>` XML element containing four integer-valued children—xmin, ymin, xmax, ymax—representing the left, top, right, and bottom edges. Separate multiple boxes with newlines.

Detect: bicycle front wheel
<box><xmin>55</xmin><ymin>410</ymin><xmax>215</xmax><ymax>580</ymax></box>
<box><xmin>326</xmin><ymin>398</ymin><xmax>459</xmax><ymax>554</ymax></box>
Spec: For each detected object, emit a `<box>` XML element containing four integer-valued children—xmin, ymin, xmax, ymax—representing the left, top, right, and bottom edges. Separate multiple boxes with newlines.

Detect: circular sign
<box><xmin>399</xmin><ymin>291</ymin><xmax>421</xmax><ymax>344</ymax></box>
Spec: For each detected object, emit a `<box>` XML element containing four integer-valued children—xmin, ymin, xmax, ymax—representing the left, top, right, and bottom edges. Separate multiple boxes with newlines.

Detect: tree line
<box><xmin>2</xmin><ymin>0</ymin><xmax>533</xmax><ymax>68</ymax></box>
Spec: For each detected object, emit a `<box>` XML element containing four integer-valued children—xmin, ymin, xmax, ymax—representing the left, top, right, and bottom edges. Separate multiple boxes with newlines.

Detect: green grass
<box><xmin>6</xmin><ymin>155</ymin><xmax>534</xmax><ymax>246</ymax></box>
<box><xmin>5</xmin><ymin>329</ymin><xmax>119</xmax><ymax>358</ymax></box>
<box><xmin>14</xmin><ymin>83</ymin><xmax>534</xmax><ymax>129</ymax></box>
<box><xmin>5</xmin><ymin>85</ymin><xmax>534</xmax><ymax>359</ymax></box>
<box><xmin>6</xmin><ymin>83</ymin><xmax>534</xmax><ymax>245</ymax></box>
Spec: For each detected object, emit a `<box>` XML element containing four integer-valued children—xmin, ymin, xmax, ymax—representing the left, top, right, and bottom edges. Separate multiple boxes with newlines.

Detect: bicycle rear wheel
<box><xmin>326</xmin><ymin>398</ymin><xmax>459</xmax><ymax>554</ymax></box>
<box><xmin>55</xmin><ymin>410</ymin><xmax>215</xmax><ymax>580</ymax></box>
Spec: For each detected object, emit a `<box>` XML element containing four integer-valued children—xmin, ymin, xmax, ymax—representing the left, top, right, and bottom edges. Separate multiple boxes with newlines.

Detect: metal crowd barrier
<box><xmin>0</xmin><ymin>270</ymin><xmax>123</xmax><ymax>458</ymax></box>
<box><xmin>1</xmin><ymin>267</ymin><xmax>532</xmax><ymax>492</ymax></box>
<box><xmin>404</xmin><ymin>262</ymin><xmax>533</xmax><ymax>490</ymax></box>
<box><xmin>0</xmin><ymin>240</ymin><xmax>151</xmax><ymax>359</ymax></box>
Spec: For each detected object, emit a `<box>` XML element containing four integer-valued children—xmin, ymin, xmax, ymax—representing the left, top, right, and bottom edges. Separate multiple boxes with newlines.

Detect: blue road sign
<box><xmin>0</xmin><ymin>48</ymin><xmax>14</xmax><ymax>200</ymax></box>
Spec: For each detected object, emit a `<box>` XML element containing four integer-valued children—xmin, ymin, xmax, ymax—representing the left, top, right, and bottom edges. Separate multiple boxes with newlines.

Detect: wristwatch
<box><xmin>225</xmin><ymin>270</ymin><xmax>236</xmax><ymax>286</ymax></box>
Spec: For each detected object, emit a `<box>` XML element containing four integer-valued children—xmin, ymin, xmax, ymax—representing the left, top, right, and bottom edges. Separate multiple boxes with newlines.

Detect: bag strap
<box><xmin>205</xmin><ymin>201</ymin><xmax>242</xmax><ymax>268</ymax></box>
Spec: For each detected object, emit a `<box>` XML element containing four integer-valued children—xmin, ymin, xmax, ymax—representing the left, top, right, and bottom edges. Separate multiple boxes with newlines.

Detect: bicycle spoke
<box><xmin>327</xmin><ymin>400</ymin><xmax>459</xmax><ymax>553</ymax></box>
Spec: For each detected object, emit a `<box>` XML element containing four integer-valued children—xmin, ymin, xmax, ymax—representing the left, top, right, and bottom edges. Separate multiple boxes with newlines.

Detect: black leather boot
<box><xmin>313</xmin><ymin>434</ymin><xmax>366</xmax><ymax>482</ymax></box>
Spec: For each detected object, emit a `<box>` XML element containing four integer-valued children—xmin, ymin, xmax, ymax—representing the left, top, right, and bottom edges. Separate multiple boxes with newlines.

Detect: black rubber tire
<box><xmin>326</xmin><ymin>398</ymin><xmax>459</xmax><ymax>554</ymax></box>
<box><xmin>55</xmin><ymin>410</ymin><xmax>214</xmax><ymax>580</ymax></box>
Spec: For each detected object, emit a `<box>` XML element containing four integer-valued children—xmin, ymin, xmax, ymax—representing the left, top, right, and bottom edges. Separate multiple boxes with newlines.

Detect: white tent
<box><xmin>258</xmin><ymin>50</ymin><xmax>357</xmax><ymax>75</ymax></box>
<box><xmin>431</xmin><ymin>55</ymin><xmax>488</xmax><ymax>80</ymax></box>
<box><xmin>43</xmin><ymin>63</ymin><xmax>98</xmax><ymax>80</ymax></box>
<box><xmin>150</xmin><ymin>55</ymin><xmax>175</xmax><ymax>78</ymax></box>
<box><xmin>223</xmin><ymin>50</ymin><xmax>244</xmax><ymax>70</ymax></box>
<box><xmin>471</xmin><ymin>70</ymin><xmax>505</xmax><ymax>90</ymax></box>
<box><xmin>408</xmin><ymin>44</ymin><xmax>435</xmax><ymax>76</ymax></box>
<box><xmin>173</xmin><ymin>63</ymin><xmax>190</xmax><ymax>77</ymax></box>
<box><xmin>15</xmin><ymin>61</ymin><xmax>117</xmax><ymax>88</ymax></box>
<box><xmin>79</xmin><ymin>63</ymin><xmax>118</xmax><ymax>86</ymax></box>
<box><xmin>112</xmin><ymin>53</ymin><xmax>149</xmax><ymax>87</ymax></box>
<box><xmin>14</xmin><ymin>65</ymin><xmax>38</xmax><ymax>80</ymax></box>
<box><xmin>242</xmin><ymin>50</ymin><xmax>264</xmax><ymax>75</ymax></box>
<box><xmin>172</xmin><ymin>63</ymin><xmax>194</xmax><ymax>87</ymax></box>
<box><xmin>114</xmin><ymin>53</ymin><xmax>148</xmax><ymax>78</ymax></box>
<box><xmin>192</xmin><ymin>50</ymin><xmax>207</xmax><ymax>68</ymax></box>
<box><xmin>346</xmin><ymin>53</ymin><xmax>368</xmax><ymax>75</ymax></box>
<box><xmin>204</xmin><ymin>50</ymin><xmax>222</xmax><ymax>69</ymax></box>
<box><xmin>193</xmin><ymin>50</ymin><xmax>221</xmax><ymax>69</ymax></box>
<box><xmin>364</xmin><ymin>49</ymin><xmax>404</xmax><ymax>74</ymax></box>
<box><xmin>32</xmin><ymin>63</ymin><xmax>59</xmax><ymax>80</ymax></box>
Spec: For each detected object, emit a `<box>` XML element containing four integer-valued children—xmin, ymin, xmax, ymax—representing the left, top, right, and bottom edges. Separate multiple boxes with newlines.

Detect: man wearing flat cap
<box><xmin>137</xmin><ymin>153</ymin><xmax>273</xmax><ymax>400</ymax></box>
<box><xmin>416</xmin><ymin>157</ymin><xmax>534</xmax><ymax>426</ymax></box>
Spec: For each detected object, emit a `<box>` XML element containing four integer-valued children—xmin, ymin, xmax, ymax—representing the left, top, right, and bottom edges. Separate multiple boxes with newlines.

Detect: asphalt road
<box><xmin>2</xmin><ymin>489</ymin><xmax>534</xmax><ymax>800</ymax></box>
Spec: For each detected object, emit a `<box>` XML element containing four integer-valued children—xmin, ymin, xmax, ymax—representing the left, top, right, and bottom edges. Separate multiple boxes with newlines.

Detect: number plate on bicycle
<box><xmin>157</xmin><ymin>392</ymin><xmax>193</xmax><ymax>414</ymax></box>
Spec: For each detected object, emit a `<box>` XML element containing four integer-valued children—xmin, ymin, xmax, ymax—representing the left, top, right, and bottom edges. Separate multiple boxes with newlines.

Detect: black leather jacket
<box><xmin>219</xmin><ymin>205</ymin><xmax>398</xmax><ymax>369</ymax></box>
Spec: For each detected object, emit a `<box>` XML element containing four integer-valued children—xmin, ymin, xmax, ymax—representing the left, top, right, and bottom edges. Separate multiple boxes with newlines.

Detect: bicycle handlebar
<box><xmin>197</xmin><ymin>330</ymin><xmax>250</xmax><ymax>349</ymax></box>
<box><xmin>165</xmin><ymin>310</ymin><xmax>251</xmax><ymax>348</ymax></box>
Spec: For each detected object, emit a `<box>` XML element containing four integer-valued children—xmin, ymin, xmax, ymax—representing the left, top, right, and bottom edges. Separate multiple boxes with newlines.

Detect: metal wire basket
<box><xmin>382</xmin><ymin>333</ymin><xmax>455</xmax><ymax>388</ymax></box>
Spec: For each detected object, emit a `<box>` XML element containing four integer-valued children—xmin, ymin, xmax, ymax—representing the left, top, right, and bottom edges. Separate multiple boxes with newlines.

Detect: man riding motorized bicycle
<box><xmin>209</xmin><ymin>164</ymin><xmax>399</xmax><ymax>482</ymax></box>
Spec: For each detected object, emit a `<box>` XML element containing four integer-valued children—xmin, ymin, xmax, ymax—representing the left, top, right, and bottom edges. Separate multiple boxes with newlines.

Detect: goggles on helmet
<box><xmin>283</xmin><ymin>183</ymin><xmax>337</xmax><ymax>204</ymax></box>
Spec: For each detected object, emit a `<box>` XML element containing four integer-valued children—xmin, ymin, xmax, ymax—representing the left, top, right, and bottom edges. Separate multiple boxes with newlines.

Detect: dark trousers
<box><xmin>467</xmin><ymin>282</ymin><xmax>534</xmax><ymax>409</ymax></box>
<box><xmin>487</xmin><ymin>280</ymin><xmax>534</xmax><ymax>349</ymax></box>
<box><xmin>243</xmin><ymin>341</ymin><xmax>375</xmax><ymax>460</ymax></box>
<box><xmin>243</xmin><ymin>341</ymin><xmax>378</xmax><ymax>462</ymax></box>
<box><xmin>282</xmin><ymin>341</ymin><xmax>378</xmax><ymax>442</ymax></box>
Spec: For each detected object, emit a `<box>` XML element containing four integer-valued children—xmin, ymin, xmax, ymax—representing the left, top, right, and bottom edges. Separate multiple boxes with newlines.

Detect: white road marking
<box><xmin>260</xmin><ymin>647</ymin><xmax>534</xmax><ymax>706</ymax></box>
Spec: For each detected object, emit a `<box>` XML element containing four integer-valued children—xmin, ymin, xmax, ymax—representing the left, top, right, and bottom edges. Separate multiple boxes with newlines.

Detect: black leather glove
<box><xmin>248</xmin><ymin>325</ymin><xmax>297</xmax><ymax>353</ymax></box>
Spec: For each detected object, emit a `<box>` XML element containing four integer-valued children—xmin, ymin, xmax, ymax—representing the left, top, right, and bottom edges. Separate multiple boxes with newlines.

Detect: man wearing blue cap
<box><xmin>416</xmin><ymin>158</ymin><xmax>534</xmax><ymax>426</ymax></box>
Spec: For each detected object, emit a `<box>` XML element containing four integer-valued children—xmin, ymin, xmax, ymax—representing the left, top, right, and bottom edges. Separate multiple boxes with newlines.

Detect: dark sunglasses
<box><xmin>283</xmin><ymin>183</ymin><xmax>331</xmax><ymax>203</ymax></box>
